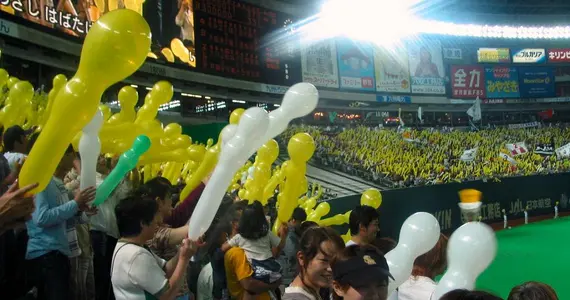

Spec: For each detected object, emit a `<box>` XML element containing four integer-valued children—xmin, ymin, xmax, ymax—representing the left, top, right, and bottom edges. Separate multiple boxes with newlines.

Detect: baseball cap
<box><xmin>332</xmin><ymin>245</ymin><xmax>394</xmax><ymax>289</ymax></box>
<box><xmin>3</xmin><ymin>125</ymin><xmax>33</xmax><ymax>151</ymax></box>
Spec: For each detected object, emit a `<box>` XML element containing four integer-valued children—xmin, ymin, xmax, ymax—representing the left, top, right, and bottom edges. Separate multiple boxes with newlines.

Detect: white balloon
<box><xmin>386</xmin><ymin>212</ymin><xmax>440</xmax><ymax>296</ymax></box>
<box><xmin>433</xmin><ymin>222</ymin><xmax>497</xmax><ymax>299</ymax></box>
<box><xmin>188</xmin><ymin>107</ymin><xmax>269</xmax><ymax>239</ymax></box>
<box><xmin>220</xmin><ymin>124</ymin><xmax>237</xmax><ymax>146</ymax></box>
<box><xmin>247</xmin><ymin>166</ymin><xmax>255</xmax><ymax>180</ymax></box>
<box><xmin>247</xmin><ymin>83</ymin><xmax>318</xmax><ymax>157</ymax></box>
<box><xmin>79</xmin><ymin>109</ymin><xmax>104</xmax><ymax>191</ymax></box>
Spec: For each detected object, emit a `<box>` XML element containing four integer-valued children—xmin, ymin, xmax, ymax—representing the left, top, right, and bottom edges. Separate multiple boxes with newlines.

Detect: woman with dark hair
<box><xmin>331</xmin><ymin>245</ymin><xmax>394</xmax><ymax>300</ymax></box>
<box><xmin>507</xmin><ymin>282</ymin><xmax>559</xmax><ymax>300</ymax></box>
<box><xmin>398</xmin><ymin>233</ymin><xmax>448</xmax><ymax>300</ymax></box>
<box><xmin>372</xmin><ymin>237</ymin><xmax>397</xmax><ymax>255</ymax></box>
<box><xmin>440</xmin><ymin>289</ymin><xmax>503</xmax><ymax>300</ymax></box>
<box><xmin>282</xmin><ymin>226</ymin><xmax>345</xmax><ymax>300</ymax></box>
<box><xmin>138</xmin><ymin>177</ymin><xmax>197</xmax><ymax>300</ymax></box>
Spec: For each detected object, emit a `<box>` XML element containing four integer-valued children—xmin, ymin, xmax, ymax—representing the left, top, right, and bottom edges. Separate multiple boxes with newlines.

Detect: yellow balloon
<box><xmin>164</xmin><ymin>123</ymin><xmax>182</xmax><ymax>137</ymax></box>
<box><xmin>0</xmin><ymin>69</ymin><xmax>9</xmax><ymax>87</ymax></box>
<box><xmin>229</xmin><ymin>108</ymin><xmax>245</xmax><ymax>125</ymax></box>
<box><xmin>341</xmin><ymin>230</ymin><xmax>351</xmax><ymax>243</ymax></box>
<box><xmin>361</xmin><ymin>188</ymin><xmax>382</xmax><ymax>209</ymax></box>
<box><xmin>0</xmin><ymin>81</ymin><xmax>34</xmax><ymax>129</ymax></box>
<box><xmin>170</xmin><ymin>38</ymin><xmax>190</xmax><ymax>63</ymax></box>
<box><xmin>6</xmin><ymin>77</ymin><xmax>19</xmax><ymax>88</ymax></box>
<box><xmin>257</xmin><ymin>139</ymin><xmax>279</xmax><ymax>163</ymax></box>
<box><xmin>135</xmin><ymin>81</ymin><xmax>172</xmax><ymax>124</ymax></box>
<box><xmin>288</xmin><ymin>133</ymin><xmax>316</xmax><ymax>163</ymax></box>
<box><xmin>307</xmin><ymin>202</ymin><xmax>330</xmax><ymax>222</ymax></box>
<box><xmin>180</xmin><ymin>143</ymin><xmax>219</xmax><ymax>200</ymax></box>
<box><xmin>19</xmin><ymin>9</ymin><xmax>151</xmax><ymax>194</ymax></box>
<box><xmin>108</xmin><ymin>86</ymin><xmax>138</xmax><ymax>124</ymax></box>
<box><xmin>161</xmin><ymin>48</ymin><xmax>175</xmax><ymax>63</ymax></box>
<box><xmin>99</xmin><ymin>104</ymin><xmax>112</xmax><ymax>121</ymax></box>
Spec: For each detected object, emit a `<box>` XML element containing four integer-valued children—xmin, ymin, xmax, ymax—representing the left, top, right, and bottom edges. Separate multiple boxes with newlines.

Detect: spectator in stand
<box><xmin>398</xmin><ymin>234</ymin><xmax>448</xmax><ymax>300</ymax></box>
<box><xmin>278</xmin><ymin>207</ymin><xmax>308</xmax><ymax>288</ymax></box>
<box><xmin>346</xmin><ymin>205</ymin><xmax>379</xmax><ymax>247</ymax></box>
<box><xmin>2</xmin><ymin>125</ymin><xmax>31</xmax><ymax>171</ymax></box>
<box><xmin>111</xmin><ymin>194</ymin><xmax>199</xmax><ymax>300</ymax></box>
<box><xmin>282</xmin><ymin>227</ymin><xmax>345</xmax><ymax>300</ymax></box>
<box><xmin>26</xmin><ymin>144</ymin><xmax>96</xmax><ymax>300</ymax></box>
<box><xmin>331</xmin><ymin>245</ymin><xmax>393</xmax><ymax>300</ymax></box>
<box><xmin>89</xmin><ymin>155</ymin><xmax>132</xmax><ymax>300</ymax></box>
<box><xmin>508</xmin><ymin>282</ymin><xmax>559</xmax><ymax>300</ymax></box>
<box><xmin>440</xmin><ymin>290</ymin><xmax>503</xmax><ymax>300</ymax></box>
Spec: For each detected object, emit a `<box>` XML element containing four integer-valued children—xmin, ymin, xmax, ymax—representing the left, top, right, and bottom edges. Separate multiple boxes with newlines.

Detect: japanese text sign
<box><xmin>547</xmin><ymin>49</ymin><xmax>570</xmax><ymax>63</ymax></box>
<box><xmin>512</xmin><ymin>49</ymin><xmax>546</xmax><ymax>64</ymax></box>
<box><xmin>451</xmin><ymin>65</ymin><xmax>486</xmax><ymax>98</ymax></box>
<box><xmin>485</xmin><ymin>66</ymin><xmax>520</xmax><ymax>98</ymax></box>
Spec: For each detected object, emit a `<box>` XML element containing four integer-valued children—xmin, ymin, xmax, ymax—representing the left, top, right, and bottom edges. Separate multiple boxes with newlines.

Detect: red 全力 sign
<box><xmin>548</xmin><ymin>49</ymin><xmax>570</xmax><ymax>63</ymax></box>
<box><xmin>451</xmin><ymin>65</ymin><xmax>486</xmax><ymax>98</ymax></box>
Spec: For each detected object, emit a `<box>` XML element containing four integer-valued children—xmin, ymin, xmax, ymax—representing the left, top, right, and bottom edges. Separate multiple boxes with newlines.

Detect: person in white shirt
<box><xmin>196</xmin><ymin>263</ymin><xmax>213</xmax><ymax>300</ymax></box>
<box><xmin>397</xmin><ymin>234</ymin><xmax>448</xmax><ymax>300</ymax></box>
<box><xmin>111</xmin><ymin>194</ymin><xmax>199</xmax><ymax>300</ymax></box>
<box><xmin>2</xmin><ymin>125</ymin><xmax>31</xmax><ymax>171</ymax></box>
<box><xmin>175</xmin><ymin>0</ymin><xmax>194</xmax><ymax>46</ymax></box>
<box><xmin>346</xmin><ymin>205</ymin><xmax>379</xmax><ymax>247</ymax></box>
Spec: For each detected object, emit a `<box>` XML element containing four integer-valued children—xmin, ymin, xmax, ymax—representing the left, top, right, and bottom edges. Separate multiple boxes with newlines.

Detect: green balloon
<box><xmin>93</xmin><ymin>135</ymin><xmax>151</xmax><ymax>206</ymax></box>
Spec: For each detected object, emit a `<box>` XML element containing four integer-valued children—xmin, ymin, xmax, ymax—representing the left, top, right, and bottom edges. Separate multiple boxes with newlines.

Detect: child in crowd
<box><xmin>222</xmin><ymin>201</ymin><xmax>287</xmax><ymax>285</ymax></box>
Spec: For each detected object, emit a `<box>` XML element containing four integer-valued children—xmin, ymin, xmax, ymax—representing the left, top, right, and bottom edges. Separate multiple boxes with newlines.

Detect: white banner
<box><xmin>512</xmin><ymin>49</ymin><xmax>546</xmax><ymax>64</ymax></box>
<box><xmin>499</xmin><ymin>153</ymin><xmax>517</xmax><ymax>165</ymax></box>
<box><xmin>555</xmin><ymin>143</ymin><xmax>570</xmax><ymax>158</ymax></box>
<box><xmin>508</xmin><ymin>122</ymin><xmax>541</xmax><ymax>129</ymax></box>
<box><xmin>301</xmin><ymin>39</ymin><xmax>339</xmax><ymax>88</ymax></box>
<box><xmin>460</xmin><ymin>148</ymin><xmax>478</xmax><ymax>162</ymax></box>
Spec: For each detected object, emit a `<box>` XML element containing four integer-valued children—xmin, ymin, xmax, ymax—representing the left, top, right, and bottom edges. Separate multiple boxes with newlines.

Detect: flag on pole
<box><xmin>417</xmin><ymin>106</ymin><xmax>423</xmax><ymax>123</ymax></box>
<box><xmin>467</xmin><ymin>97</ymin><xmax>482</xmax><ymax>121</ymax></box>
<box><xmin>505</xmin><ymin>142</ymin><xmax>528</xmax><ymax>156</ymax></box>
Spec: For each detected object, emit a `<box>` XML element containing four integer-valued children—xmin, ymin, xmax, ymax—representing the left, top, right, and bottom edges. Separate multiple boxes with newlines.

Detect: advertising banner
<box><xmin>301</xmin><ymin>39</ymin><xmax>340</xmax><ymax>88</ymax></box>
<box><xmin>478</xmin><ymin>48</ymin><xmax>510</xmax><ymax>63</ymax></box>
<box><xmin>373</xmin><ymin>45</ymin><xmax>410</xmax><ymax>93</ymax></box>
<box><xmin>512</xmin><ymin>49</ymin><xmax>546</xmax><ymax>64</ymax></box>
<box><xmin>547</xmin><ymin>49</ymin><xmax>570</xmax><ymax>63</ymax></box>
<box><xmin>485</xmin><ymin>66</ymin><xmax>520</xmax><ymax>98</ymax></box>
<box><xmin>518</xmin><ymin>67</ymin><xmax>555</xmax><ymax>98</ymax></box>
<box><xmin>336</xmin><ymin>38</ymin><xmax>375</xmax><ymax>91</ymax></box>
<box><xmin>376</xmin><ymin>95</ymin><xmax>412</xmax><ymax>103</ymax></box>
<box><xmin>451</xmin><ymin>65</ymin><xmax>486</xmax><ymax>98</ymax></box>
<box><xmin>443</xmin><ymin>48</ymin><xmax>463</xmax><ymax>60</ymax></box>
<box><xmin>407</xmin><ymin>40</ymin><xmax>445</xmax><ymax>94</ymax></box>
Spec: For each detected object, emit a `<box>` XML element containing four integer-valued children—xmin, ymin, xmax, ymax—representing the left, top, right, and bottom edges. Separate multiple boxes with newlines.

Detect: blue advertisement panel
<box><xmin>484</xmin><ymin>66</ymin><xmax>520</xmax><ymax>98</ymax></box>
<box><xmin>376</xmin><ymin>95</ymin><xmax>412</xmax><ymax>103</ymax></box>
<box><xmin>336</xmin><ymin>39</ymin><xmax>375</xmax><ymax>91</ymax></box>
<box><xmin>518</xmin><ymin>67</ymin><xmax>555</xmax><ymax>98</ymax></box>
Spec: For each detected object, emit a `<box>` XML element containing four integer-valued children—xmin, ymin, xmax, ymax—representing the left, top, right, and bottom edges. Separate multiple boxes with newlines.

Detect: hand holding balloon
<box><xmin>93</xmin><ymin>135</ymin><xmax>151</xmax><ymax>206</ymax></box>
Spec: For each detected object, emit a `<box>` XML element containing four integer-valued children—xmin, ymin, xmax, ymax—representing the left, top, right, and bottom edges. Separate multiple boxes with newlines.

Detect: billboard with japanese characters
<box><xmin>548</xmin><ymin>49</ymin><xmax>570</xmax><ymax>63</ymax></box>
<box><xmin>451</xmin><ymin>65</ymin><xmax>486</xmax><ymax>98</ymax></box>
<box><xmin>301</xmin><ymin>39</ymin><xmax>340</xmax><ymax>88</ymax></box>
<box><xmin>512</xmin><ymin>49</ymin><xmax>546</xmax><ymax>64</ymax></box>
<box><xmin>407</xmin><ymin>39</ymin><xmax>445</xmax><ymax>95</ymax></box>
<box><xmin>373</xmin><ymin>45</ymin><xmax>410</xmax><ymax>93</ymax></box>
<box><xmin>485</xmin><ymin>66</ymin><xmax>520</xmax><ymax>98</ymax></box>
<box><xmin>336</xmin><ymin>38</ymin><xmax>375</xmax><ymax>91</ymax></box>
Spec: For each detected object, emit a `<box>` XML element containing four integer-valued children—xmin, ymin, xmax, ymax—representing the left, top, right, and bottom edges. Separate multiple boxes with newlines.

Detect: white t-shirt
<box><xmin>345</xmin><ymin>240</ymin><xmax>357</xmax><ymax>247</ymax></box>
<box><xmin>228</xmin><ymin>233</ymin><xmax>281</xmax><ymax>261</ymax></box>
<box><xmin>4</xmin><ymin>152</ymin><xmax>26</xmax><ymax>171</ymax></box>
<box><xmin>196</xmin><ymin>263</ymin><xmax>213</xmax><ymax>300</ymax></box>
<box><xmin>111</xmin><ymin>242</ymin><xmax>168</xmax><ymax>300</ymax></box>
<box><xmin>397</xmin><ymin>275</ymin><xmax>437</xmax><ymax>300</ymax></box>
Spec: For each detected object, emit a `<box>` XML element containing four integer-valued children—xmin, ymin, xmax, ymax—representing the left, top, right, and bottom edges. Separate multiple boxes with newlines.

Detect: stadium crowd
<box><xmin>281</xmin><ymin>124</ymin><xmax>570</xmax><ymax>188</ymax></box>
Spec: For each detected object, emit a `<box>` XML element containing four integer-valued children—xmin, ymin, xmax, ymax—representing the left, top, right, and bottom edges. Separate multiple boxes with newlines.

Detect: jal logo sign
<box><xmin>512</xmin><ymin>49</ymin><xmax>546</xmax><ymax>64</ymax></box>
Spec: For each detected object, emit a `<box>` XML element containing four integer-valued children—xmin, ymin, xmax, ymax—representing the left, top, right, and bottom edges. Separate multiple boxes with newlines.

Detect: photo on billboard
<box><xmin>407</xmin><ymin>39</ymin><xmax>445</xmax><ymax>95</ymax></box>
<box><xmin>374</xmin><ymin>44</ymin><xmax>410</xmax><ymax>93</ymax></box>
<box><xmin>0</xmin><ymin>0</ymin><xmax>197</xmax><ymax>67</ymax></box>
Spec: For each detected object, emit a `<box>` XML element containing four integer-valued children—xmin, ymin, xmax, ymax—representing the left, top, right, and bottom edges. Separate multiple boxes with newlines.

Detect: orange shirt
<box><xmin>224</xmin><ymin>247</ymin><xmax>270</xmax><ymax>300</ymax></box>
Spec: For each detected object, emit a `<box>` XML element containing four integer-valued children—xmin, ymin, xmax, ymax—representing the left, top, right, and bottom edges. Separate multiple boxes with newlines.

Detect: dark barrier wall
<box><xmin>182</xmin><ymin>123</ymin><xmax>227</xmax><ymax>144</ymax></box>
<box><xmin>323</xmin><ymin>173</ymin><xmax>570</xmax><ymax>239</ymax></box>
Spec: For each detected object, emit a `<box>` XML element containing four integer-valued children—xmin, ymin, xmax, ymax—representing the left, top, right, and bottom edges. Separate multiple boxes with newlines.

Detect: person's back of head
<box><xmin>372</xmin><ymin>237</ymin><xmax>397</xmax><ymax>255</ymax></box>
<box><xmin>3</xmin><ymin>125</ymin><xmax>29</xmax><ymax>153</ymax></box>
<box><xmin>135</xmin><ymin>176</ymin><xmax>172</xmax><ymax>201</ymax></box>
<box><xmin>440</xmin><ymin>289</ymin><xmax>503</xmax><ymax>300</ymax></box>
<box><xmin>412</xmin><ymin>233</ymin><xmax>448</xmax><ymax>279</ymax></box>
<box><xmin>115</xmin><ymin>194</ymin><xmax>159</xmax><ymax>238</ymax></box>
<box><xmin>291</xmin><ymin>207</ymin><xmax>307</xmax><ymax>223</ymax></box>
<box><xmin>508</xmin><ymin>281</ymin><xmax>559</xmax><ymax>300</ymax></box>
<box><xmin>237</xmin><ymin>200</ymin><xmax>268</xmax><ymax>240</ymax></box>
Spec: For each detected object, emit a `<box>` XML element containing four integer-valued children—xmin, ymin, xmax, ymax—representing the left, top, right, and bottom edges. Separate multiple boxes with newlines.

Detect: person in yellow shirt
<box><xmin>224</xmin><ymin>247</ymin><xmax>280</xmax><ymax>300</ymax></box>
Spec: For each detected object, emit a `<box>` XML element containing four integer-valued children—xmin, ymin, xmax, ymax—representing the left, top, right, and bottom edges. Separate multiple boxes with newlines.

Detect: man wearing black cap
<box><xmin>332</xmin><ymin>245</ymin><xmax>393</xmax><ymax>300</ymax></box>
<box><xmin>3</xmin><ymin>125</ymin><xmax>31</xmax><ymax>172</ymax></box>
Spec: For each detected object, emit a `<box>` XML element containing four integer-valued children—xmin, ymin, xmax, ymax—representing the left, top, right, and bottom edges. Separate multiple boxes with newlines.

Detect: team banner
<box><xmin>301</xmin><ymin>39</ymin><xmax>340</xmax><ymax>88</ymax></box>
<box><xmin>535</xmin><ymin>143</ymin><xmax>555</xmax><ymax>155</ymax></box>
<box><xmin>555</xmin><ymin>143</ymin><xmax>570</xmax><ymax>158</ymax></box>
<box><xmin>451</xmin><ymin>65</ymin><xmax>486</xmax><ymax>98</ymax></box>
<box><xmin>547</xmin><ymin>49</ymin><xmax>570</xmax><ymax>63</ymax></box>
<box><xmin>477</xmin><ymin>48</ymin><xmax>510</xmax><ymax>63</ymax></box>
<box><xmin>485</xmin><ymin>66</ymin><xmax>520</xmax><ymax>98</ymax></box>
<box><xmin>407</xmin><ymin>40</ymin><xmax>445</xmax><ymax>94</ymax></box>
<box><xmin>373</xmin><ymin>45</ymin><xmax>410</xmax><ymax>93</ymax></box>
<box><xmin>518</xmin><ymin>67</ymin><xmax>555</xmax><ymax>98</ymax></box>
<box><xmin>508</xmin><ymin>122</ymin><xmax>541</xmax><ymax>129</ymax></box>
<box><xmin>336</xmin><ymin>38</ymin><xmax>375</xmax><ymax>91</ymax></box>
<box><xmin>512</xmin><ymin>49</ymin><xmax>546</xmax><ymax>64</ymax></box>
